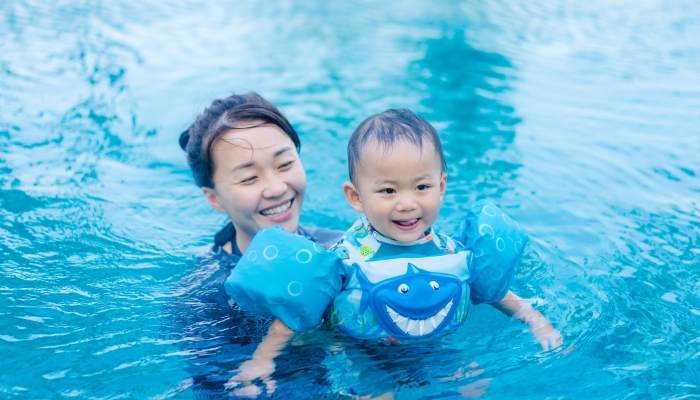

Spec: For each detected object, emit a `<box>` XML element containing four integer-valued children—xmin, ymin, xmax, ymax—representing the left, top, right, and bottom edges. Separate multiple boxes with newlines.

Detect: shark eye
<box><xmin>397</xmin><ymin>284</ymin><xmax>409</xmax><ymax>294</ymax></box>
<box><xmin>430</xmin><ymin>281</ymin><xmax>439</xmax><ymax>290</ymax></box>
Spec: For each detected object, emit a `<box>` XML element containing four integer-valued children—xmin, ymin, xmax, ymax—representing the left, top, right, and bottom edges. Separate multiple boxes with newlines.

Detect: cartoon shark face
<box><xmin>354</xmin><ymin>263</ymin><xmax>465</xmax><ymax>338</ymax></box>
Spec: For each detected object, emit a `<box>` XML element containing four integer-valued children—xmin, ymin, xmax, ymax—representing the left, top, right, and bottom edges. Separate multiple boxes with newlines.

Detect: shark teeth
<box><xmin>386</xmin><ymin>300</ymin><xmax>453</xmax><ymax>337</ymax></box>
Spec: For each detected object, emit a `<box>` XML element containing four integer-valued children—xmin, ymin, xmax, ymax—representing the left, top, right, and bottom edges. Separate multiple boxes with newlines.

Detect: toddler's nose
<box><xmin>395</xmin><ymin>194</ymin><xmax>417</xmax><ymax>212</ymax></box>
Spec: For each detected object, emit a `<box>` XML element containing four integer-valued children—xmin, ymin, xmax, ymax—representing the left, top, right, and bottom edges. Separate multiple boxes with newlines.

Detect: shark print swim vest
<box><xmin>224</xmin><ymin>200</ymin><xmax>527</xmax><ymax>339</ymax></box>
<box><xmin>327</xmin><ymin>215</ymin><xmax>473</xmax><ymax>339</ymax></box>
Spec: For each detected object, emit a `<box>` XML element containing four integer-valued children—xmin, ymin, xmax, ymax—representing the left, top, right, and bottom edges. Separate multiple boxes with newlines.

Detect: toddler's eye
<box><xmin>429</xmin><ymin>281</ymin><xmax>439</xmax><ymax>290</ymax></box>
<box><xmin>381</xmin><ymin>188</ymin><xmax>396</xmax><ymax>194</ymax></box>
<box><xmin>397</xmin><ymin>284</ymin><xmax>409</xmax><ymax>294</ymax></box>
<box><xmin>416</xmin><ymin>184</ymin><xmax>429</xmax><ymax>191</ymax></box>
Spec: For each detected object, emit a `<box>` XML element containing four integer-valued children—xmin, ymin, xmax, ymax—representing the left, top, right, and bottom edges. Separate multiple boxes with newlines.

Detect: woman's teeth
<box><xmin>260</xmin><ymin>200</ymin><xmax>292</xmax><ymax>216</ymax></box>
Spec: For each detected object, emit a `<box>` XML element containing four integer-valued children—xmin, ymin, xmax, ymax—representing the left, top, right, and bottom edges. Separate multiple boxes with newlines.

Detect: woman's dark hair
<box><xmin>179</xmin><ymin>92</ymin><xmax>301</xmax><ymax>188</ymax></box>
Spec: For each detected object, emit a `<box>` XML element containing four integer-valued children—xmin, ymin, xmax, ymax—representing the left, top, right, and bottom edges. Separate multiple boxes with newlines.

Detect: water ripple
<box><xmin>2</xmin><ymin>0</ymin><xmax>700</xmax><ymax>398</ymax></box>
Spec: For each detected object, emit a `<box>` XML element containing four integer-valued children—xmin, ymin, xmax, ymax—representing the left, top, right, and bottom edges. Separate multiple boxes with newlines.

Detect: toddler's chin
<box><xmin>391</xmin><ymin>229</ymin><xmax>425</xmax><ymax>243</ymax></box>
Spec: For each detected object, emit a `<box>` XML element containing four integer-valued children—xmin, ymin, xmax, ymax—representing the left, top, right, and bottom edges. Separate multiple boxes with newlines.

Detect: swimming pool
<box><xmin>1</xmin><ymin>0</ymin><xmax>699</xmax><ymax>398</ymax></box>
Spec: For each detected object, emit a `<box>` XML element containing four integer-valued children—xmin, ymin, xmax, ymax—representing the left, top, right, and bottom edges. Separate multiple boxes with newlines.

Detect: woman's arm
<box><xmin>490</xmin><ymin>290</ymin><xmax>563</xmax><ymax>351</ymax></box>
<box><xmin>225</xmin><ymin>318</ymin><xmax>294</xmax><ymax>396</ymax></box>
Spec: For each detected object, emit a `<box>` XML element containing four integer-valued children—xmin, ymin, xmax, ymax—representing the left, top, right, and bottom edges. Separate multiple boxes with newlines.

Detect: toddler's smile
<box><xmin>392</xmin><ymin>217</ymin><xmax>421</xmax><ymax>231</ymax></box>
<box><xmin>344</xmin><ymin>139</ymin><xmax>446</xmax><ymax>242</ymax></box>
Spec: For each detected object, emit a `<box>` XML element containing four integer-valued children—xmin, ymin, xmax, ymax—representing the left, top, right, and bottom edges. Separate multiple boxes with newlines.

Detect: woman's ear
<box><xmin>202</xmin><ymin>187</ymin><xmax>227</xmax><ymax>213</ymax></box>
<box><xmin>439</xmin><ymin>172</ymin><xmax>447</xmax><ymax>202</ymax></box>
<box><xmin>343</xmin><ymin>182</ymin><xmax>365</xmax><ymax>213</ymax></box>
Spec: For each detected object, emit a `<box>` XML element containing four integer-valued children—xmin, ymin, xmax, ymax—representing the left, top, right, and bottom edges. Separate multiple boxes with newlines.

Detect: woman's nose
<box><xmin>262</xmin><ymin>172</ymin><xmax>288</xmax><ymax>199</ymax></box>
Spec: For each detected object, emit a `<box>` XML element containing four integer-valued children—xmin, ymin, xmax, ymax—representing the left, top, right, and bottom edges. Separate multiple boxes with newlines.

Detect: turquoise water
<box><xmin>2</xmin><ymin>0</ymin><xmax>699</xmax><ymax>398</ymax></box>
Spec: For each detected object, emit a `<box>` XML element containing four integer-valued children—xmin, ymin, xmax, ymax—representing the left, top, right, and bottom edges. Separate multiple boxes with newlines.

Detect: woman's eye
<box><xmin>240</xmin><ymin>176</ymin><xmax>257</xmax><ymax>184</ymax></box>
<box><xmin>381</xmin><ymin>188</ymin><xmax>396</xmax><ymax>194</ymax></box>
<box><xmin>279</xmin><ymin>161</ymin><xmax>293</xmax><ymax>170</ymax></box>
<box><xmin>416</xmin><ymin>184</ymin><xmax>429</xmax><ymax>191</ymax></box>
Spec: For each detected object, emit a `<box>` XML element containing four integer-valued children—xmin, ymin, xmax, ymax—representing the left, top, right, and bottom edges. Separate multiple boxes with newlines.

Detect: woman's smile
<box><xmin>259</xmin><ymin>198</ymin><xmax>295</xmax><ymax>221</ymax></box>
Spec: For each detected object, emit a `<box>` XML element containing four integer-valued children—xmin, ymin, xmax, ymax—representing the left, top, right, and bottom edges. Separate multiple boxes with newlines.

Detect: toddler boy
<box><xmin>327</xmin><ymin>109</ymin><xmax>561</xmax><ymax>348</ymax></box>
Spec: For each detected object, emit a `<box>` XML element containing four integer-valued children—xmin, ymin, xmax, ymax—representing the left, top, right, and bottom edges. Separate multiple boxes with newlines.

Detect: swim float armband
<box><xmin>455</xmin><ymin>200</ymin><xmax>529</xmax><ymax>304</ymax></box>
<box><xmin>224</xmin><ymin>227</ymin><xmax>346</xmax><ymax>331</ymax></box>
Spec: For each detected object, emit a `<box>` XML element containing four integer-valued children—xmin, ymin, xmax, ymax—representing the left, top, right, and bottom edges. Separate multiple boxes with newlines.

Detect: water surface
<box><xmin>1</xmin><ymin>0</ymin><xmax>699</xmax><ymax>398</ymax></box>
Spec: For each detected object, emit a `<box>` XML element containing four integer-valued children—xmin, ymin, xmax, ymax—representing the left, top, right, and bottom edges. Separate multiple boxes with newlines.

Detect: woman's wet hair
<box><xmin>179</xmin><ymin>92</ymin><xmax>301</xmax><ymax>188</ymax></box>
<box><xmin>347</xmin><ymin>109</ymin><xmax>446</xmax><ymax>184</ymax></box>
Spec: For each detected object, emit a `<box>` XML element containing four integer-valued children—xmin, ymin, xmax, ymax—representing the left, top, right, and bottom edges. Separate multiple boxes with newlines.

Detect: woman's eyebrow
<box><xmin>274</xmin><ymin>146</ymin><xmax>293</xmax><ymax>157</ymax></box>
<box><xmin>229</xmin><ymin>161</ymin><xmax>255</xmax><ymax>173</ymax></box>
<box><xmin>229</xmin><ymin>146</ymin><xmax>293</xmax><ymax>173</ymax></box>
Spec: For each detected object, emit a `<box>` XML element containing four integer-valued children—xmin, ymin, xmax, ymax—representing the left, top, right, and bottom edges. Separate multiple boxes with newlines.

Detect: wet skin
<box><xmin>343</xmin><ymin>139</ymin><xmax>447</xmax><ymax>243</ymax></box>
<box><xmin>202</xmin><ymin>123</ymin><xmax>306</xmax><ymax>253</ymax></box>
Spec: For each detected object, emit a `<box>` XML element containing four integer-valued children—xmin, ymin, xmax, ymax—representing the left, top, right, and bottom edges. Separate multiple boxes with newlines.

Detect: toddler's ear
<box><xmin>343</xmin><ymin>182</ymin><xmax>365</xmax><ymax>213</ymax></box>
<box><xmin>439</xmin><ymin>172</ymin><xmax>447</xmax><ymax>202</ymax></box>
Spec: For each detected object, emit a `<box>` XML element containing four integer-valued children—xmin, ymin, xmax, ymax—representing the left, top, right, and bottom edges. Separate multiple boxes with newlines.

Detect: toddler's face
<box><xmin>344</xmin><ymin>139</ymin><xmax>446</xmax><ymax>242</ymax></box>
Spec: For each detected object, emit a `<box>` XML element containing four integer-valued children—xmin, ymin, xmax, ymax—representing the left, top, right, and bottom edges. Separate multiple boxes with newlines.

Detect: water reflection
<box><xmin>0</xmin><ymin>3</ymin><xmax>191</xmax><ymax>397</ymax></box>
<box><xmin>4</xmin><ymin>0</ymin><xmax>699</xmax><ymax>397</ymax></box>
<box><xmin>415</xmin><ymin>31</ymin><xmax>521</xmax><ymax>213</ymax></box>
<box><xmin>163</xmin><ymin>251</ymin><xmax>335</xmax><ymax>398</ymax></box>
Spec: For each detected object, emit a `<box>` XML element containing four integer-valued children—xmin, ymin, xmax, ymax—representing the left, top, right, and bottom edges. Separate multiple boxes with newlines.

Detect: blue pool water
<box><xmin>1</xmin><ymin>0</ymin><xmax>699</xmax><ymax>398</ymax></box>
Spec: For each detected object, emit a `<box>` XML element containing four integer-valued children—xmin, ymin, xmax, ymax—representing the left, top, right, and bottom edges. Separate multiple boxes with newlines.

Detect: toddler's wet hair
<box><xmin>347</xmin><ymin>109</ymin><xmax>446</xmax><ymax>183</ymax></box>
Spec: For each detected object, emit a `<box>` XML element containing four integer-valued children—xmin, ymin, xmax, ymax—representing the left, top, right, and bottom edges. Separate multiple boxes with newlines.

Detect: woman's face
<box><xmin>202</xmin><ymin>123</ymin><xmax>306</xmax><ymax>251</ymax></box>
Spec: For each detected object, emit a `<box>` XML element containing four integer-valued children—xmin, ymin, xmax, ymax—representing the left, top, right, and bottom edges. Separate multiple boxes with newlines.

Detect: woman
<box><xmin>179</xmin><ymin>92</ymin><xmax>341</xmax><ymax>254</ymax></box>
<box><xmin>173</xmin><ymin>92</ymin><xmax>342</xmax><ymax>398</ymax></box>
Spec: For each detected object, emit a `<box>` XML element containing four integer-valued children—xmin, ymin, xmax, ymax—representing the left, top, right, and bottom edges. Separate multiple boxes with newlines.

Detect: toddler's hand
<box><xmin>492</xmin><ymin>291</ymin><xmax>563</xmax><ymax>352</ymax></box>
<box><xmin>528</xmin><ymin>317</ymin><xmax>563</xmax><ymax>351</ymax></box>
<box><xmin>225</xmin><ymin>358</ymin><xmax>277</xmax><ymax>397</ymax></box>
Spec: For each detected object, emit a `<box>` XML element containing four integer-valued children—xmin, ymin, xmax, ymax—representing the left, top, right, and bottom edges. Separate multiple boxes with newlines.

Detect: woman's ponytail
<box><xmin>178</xmin><ymin>128</ymin><xmax>190</xmax><ymax>151</ymax></box>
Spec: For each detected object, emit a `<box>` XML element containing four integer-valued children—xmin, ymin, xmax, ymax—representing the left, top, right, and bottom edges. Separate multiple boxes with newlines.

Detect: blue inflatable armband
<box><xmin>224</xmin><ymin>227</ymin><xmax>346</xmax><ymax>331</ymax></box>
<box><xmin>454</xmin><ymin>200</ymin><xmax>528</xmax><ymax>304</ymax></box>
